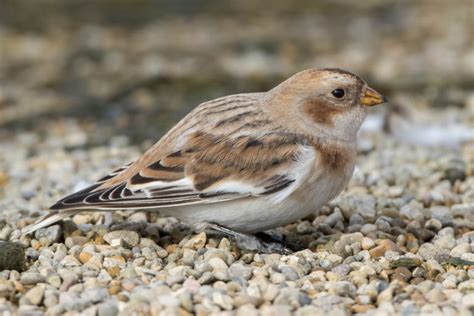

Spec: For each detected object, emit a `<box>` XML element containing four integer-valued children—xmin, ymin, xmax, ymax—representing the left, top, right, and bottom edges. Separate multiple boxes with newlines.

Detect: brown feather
<box><xmin>302</xmin><ymin>98</ymin><xmax>345</xmax><ymax>126</ymax></box>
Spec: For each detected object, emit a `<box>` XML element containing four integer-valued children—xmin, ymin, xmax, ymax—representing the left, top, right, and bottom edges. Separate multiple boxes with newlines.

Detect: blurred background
<box><xmin>0</xmin><ymin>0</ymin><xmax>472</xmax><ymax>148</ymax></box>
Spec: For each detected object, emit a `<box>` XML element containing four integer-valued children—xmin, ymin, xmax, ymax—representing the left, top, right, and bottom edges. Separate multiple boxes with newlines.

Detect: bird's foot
<box><xmin>197</xmin><ymin>222</ymin><xmax>300</xmax><ymax>254</ymax></box>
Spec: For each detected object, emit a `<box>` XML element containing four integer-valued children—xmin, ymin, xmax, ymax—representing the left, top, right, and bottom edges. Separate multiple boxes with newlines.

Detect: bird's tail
<box><xmin>22</xmin><ymin>210</ymin><xmax>81</xmax><ymax>235</ymax></box>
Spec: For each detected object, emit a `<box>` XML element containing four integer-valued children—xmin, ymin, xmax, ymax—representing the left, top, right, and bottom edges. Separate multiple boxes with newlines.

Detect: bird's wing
<box><xmin>24</xmin><ymin>93</ymin><xmax>317</xmax><ymax>233</ymax></box>
<box><xmin>49</xmin><ymin>131</ymin><xmax>315</xmax><ymax>210</ymax></box>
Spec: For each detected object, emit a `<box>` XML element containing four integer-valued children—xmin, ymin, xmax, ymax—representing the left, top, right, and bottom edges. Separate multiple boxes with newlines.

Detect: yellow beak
<box><xmin>360</xmin><ymin>87</ymin><xmax>387</xmax><ymax>106</ymax></box>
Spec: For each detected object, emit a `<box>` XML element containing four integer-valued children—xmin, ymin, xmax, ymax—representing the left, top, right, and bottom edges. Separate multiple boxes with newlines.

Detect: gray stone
<box><xmin>417</xmin><ymin>243</ymin><xmax>449</xmax><ymax>261</ymax></box>
<box><xmin>425</xmin><ymin>218</ymin><xmax>443</xmax><ymax>231</ymax></box>
<box><xmin>328</xmin><ymin>281</ymin><xmax>356</xmax><ymax>297</ymax></box>
<box><xmin>279</xmin><ymin>265</ymin><xmax>300</xmax><ymax>281</ymax></box>
<box><xmin>34</xmin><ymin>225</ymin><xmax>62</xmax><ymax>245</ymax></box>
<box><xmin>442</xmin><ymin>158</ymin><xmax>467</xmax><ymax>183</ymax></box>
<box><xmin>361</xmin><ymin>224</ymin><xmax>377</xmax><ymax>235</ymax></box>
<box><xmin>331</xmin><ymin>263</ymin><xmax>351</xmax><ymax>276</ymax></box>
<box><xmin>324</xmin><ymin>209</ymin><xmax>344</xmax><ymax>227</ymax></box>
<box><xmin>20</xmin><ymin>272</ymin><xmax>44</xmax><ymax>285</ymax></box>
<box><xmin>81</xmin><ymin>287</ymin><xmax>109</xmax><ymax>304</ymax></box>
<box><xmin>430</xmin><ymin>206</ymin><xmax>454</xmax><ymax>227</ymax></box>
<box><xmin>57</xmin><ymin>268</ymin><xmax>78</xmax><ymax>291</ymax></box>
<box><xmin>178</xmin><ymin>291</ymin><xmax>194</xmax><ymax>312</ymax></box>
<box><xmin>375</xmin><ymin>217</ymin><xmax>391</xmax><ymax>233</ymax></box>
<box><xmin>334</xmin><ymin>233</ymin><xmax>363</xmax><ymax>256</ymax></box>
<box><xmin>349</xmin><ymin>213</ymin><xmax>364</xmax><ymax>226</ymax></box>
<box><xmin>64</xmin><ymin>236</ymin><xmax>88</xmax><ymax>248</ymax></box>
<box><xmin>103</xmin><ymin>230</ymin><xmax>140</xmax><ymax>248</ymax></box>
<box><xmin>450</xmin><ymin>243</ymin><xmax>470</xmax><ymax>257</ymax></box>
<box><xmin>59</xmin><ymin>292</ymin><xmax>89</xmax><ymax>311</ymax></box>
<box><xmin>228</xmin><ymin>262</ymin><xmax>253</xmax><ymax>280</ymax></box>
<box><xmin>433</xmin><ymin>234</ymin><xmax>456</xmax><ymax>250</ymax></box>
<box><xmin>400</xmin><ymin>202</ymin><xmax>424</xmax><ymax>222</ymax></box>
<box><xmin>296</xmin><ymin>221</ymin><xmax>314</xmax><ymax>234</ymax></box>
<box><xmin>339</xmin><ymin>195</ymin><xmax>376</xmax><ymax>220</ymax></box>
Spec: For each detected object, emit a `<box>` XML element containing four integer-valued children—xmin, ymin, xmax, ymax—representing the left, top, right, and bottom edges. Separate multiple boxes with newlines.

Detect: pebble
<box><xmin>361</xmin><ymin>237</ymin><xmax>375</xmax><ymax>250</ymax></box>
<box><xmin>213</xmin><ymin>292</ymin><xmax>233</xmax><ymax>310</ymax></box>
<box><xmin>228</xmin><ymin>262</ymin><xmax>253</xmax><ymax>280</ymax></box>
<box><xmin>433</xmin><ymin>234</ymin><xmax>456</xmax><ymax>250</ymax></box>
<box><xmin>331</xmin><ymin>263</ymin><xmax>351</xmax><ymax>276</ymax></box>
<box><xmin>103</xmin><ymin>230</ymin><xmax>140</xmax><ymax>248</ymax></box>
<box><xmin>450</xmin><ymin>243</ymin><xmax>470</xmax><ymax>257</ymax></box>
<box><xmin>442</xmin><ymin>158</ymin><xmax>467</xmax><ymax>183</ymax></box>
<box><xmin>178</xmin><ymin>291</ymin><xmax>194</xmax><ymax>312</ymax></box>
<box><xmin>324</xmin><ymin>209</ymin><xmax>344</xmax><ymax>227</ymax></box>
<box><xmin>430</xmin><ymin>206</ymin><xmax>454</xmax><ymax>227</ymax></box>
<box><xmin>60</xmin><ymin>292</ymin><xmax>88</xmax><ymax>311</ymax></box>
<box><xmin>361</xmin><ymin>224</ymin><xmax>377</xmax><ymax>235</ymax></box>
<box><xmin>81</xmin><ymin>287</ymin><xmax>109</xmax><ymax>304</ymax></box>
<box><xmin>417</xmin><ymin>243</ymin><xmax>449</xmax><ymax>261</ymax></box>
<box><xmin>424</xmin><ymin>219</ymin><xmax>442</xmax><ymax>232</ymax></box>
<box><xmin>65</xmin><ymin>236</ymin><xmax>88</xmax><ymax>248</ymax></box>
<box><xmin>334</xmin><ymin>233</ymin><xmax>363</xmax><ymax>256</ymax></box>
<box><xmin>339</xmin><ymin>195</ymin><xmax>376</xmax><ymax>221</ymax></box>
<box><xmin>400</xmin><ymin>203</ymin><xmax>424</xmax><ymax>222</ymax></box>
<box><xmin>208</xmin><ymin>257</ymin><xmax>228</xmax><ymax>272</ymax></box>
<box><xmin>24</xmin><ymin>285</ymin><xmax>44</xmax><ymax>305</ymax></box>
<box><xmin>425</xmin><ymin>288</ymin><xmax>445</xmax><ymax>303</ymax></box>
<box><xmin>183</xmin><ymin>232</ymin><xmax>207</xmax><ymax>250</ymax></box>
<box><xmin>34</xmin><ymin>225</ymin><xmax>62</xmax><ymax>245</ymax></box>
<box><xmin>20</xmin><ymin>272</ymin><xmax>44</xmax><ymax>285</ymax></box>
<box><xmin>349</xmin><ymin>213</ymin><xmax>364</xmax><ymax>226</ymax></box>
<box><xmin>369</xmin><ymin>239</ymin><xmax>400</xmax><ymax>258</ymax></box>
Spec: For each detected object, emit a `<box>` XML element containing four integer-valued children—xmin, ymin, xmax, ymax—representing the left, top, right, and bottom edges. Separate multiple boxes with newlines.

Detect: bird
<box><xmin>24</xmin><ymin>68</ymin><xmax>387</xmax><ymax>240</ymax></box>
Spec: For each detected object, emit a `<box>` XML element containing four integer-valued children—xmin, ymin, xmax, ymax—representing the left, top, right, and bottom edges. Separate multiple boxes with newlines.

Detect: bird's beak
<box><xmin>360</xmin><ymin>87</ymin><xmax>388</xmax><ymax>107</ymax></box>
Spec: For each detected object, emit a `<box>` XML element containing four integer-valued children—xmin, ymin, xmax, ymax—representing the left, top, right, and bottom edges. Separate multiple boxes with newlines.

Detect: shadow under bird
<box><xmin>24</xmin><ymin>68</ymin><xmax>387</xmax><ymax>250</ymax></box>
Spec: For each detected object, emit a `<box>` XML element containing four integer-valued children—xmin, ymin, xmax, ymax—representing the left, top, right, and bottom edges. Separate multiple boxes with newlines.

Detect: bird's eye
<box><xmin>331</xmin><ymin>89</ymin><xmax>345</xmax><ymax>98</ymax></box>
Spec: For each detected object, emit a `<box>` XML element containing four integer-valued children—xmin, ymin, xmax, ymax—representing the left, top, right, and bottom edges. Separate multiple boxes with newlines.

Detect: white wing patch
<box><xmin>130</xmin><ymin>178</ymin><xmax>194</xmax><ymax>197</ymax></box>
<box><xmin>203</xmin><ymin>180</ymin><xmax>265</xmax><ymax>195</ymax></box>
<box><xmin>267</xmin><ymin>145</ymin><xmax>316</xmax><ymax>203</ymax></box>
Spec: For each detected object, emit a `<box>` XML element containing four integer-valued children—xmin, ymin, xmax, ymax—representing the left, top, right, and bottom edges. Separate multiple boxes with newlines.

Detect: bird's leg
<box><xmin>196</xmin><ymin>222</ymin><xmax>293</xmax><ymax>254</ymax></box>
<box><xmin>255</xmin><ymin>231</ymin><xmax>306</xmax><ymax>252</ymax></box>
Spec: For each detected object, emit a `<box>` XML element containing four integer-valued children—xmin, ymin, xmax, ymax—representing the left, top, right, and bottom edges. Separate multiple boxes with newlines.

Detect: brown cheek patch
<box><xmin>303</xmin><ymin>99</ymin><xmax>345</xmax><ymax>126</ymax></box>
<box><xmin>312</xmin><ymin>141</ymin><xmax>354</xmax><ymax>171</ymax></box>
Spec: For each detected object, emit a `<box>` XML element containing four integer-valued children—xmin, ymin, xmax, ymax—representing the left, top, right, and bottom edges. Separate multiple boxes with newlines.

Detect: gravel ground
<box><xmin>0</xmin><ymin>103</ymin><xmax>473</xmax><ymax>315</ymax></box>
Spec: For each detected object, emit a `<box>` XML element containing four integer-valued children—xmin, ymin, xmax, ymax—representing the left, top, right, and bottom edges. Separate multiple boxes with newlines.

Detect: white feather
<box><xmin>268</xmin><ymin>145</ymin><xmax>316</xmax><ymax>203</ymax></box>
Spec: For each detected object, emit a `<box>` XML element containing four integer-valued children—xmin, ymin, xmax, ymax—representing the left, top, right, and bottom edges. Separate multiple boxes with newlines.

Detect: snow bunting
<box><xmin>24</xmin><ymin>68</ymin><xmax>386</xmax><ymax>235</ymax></box>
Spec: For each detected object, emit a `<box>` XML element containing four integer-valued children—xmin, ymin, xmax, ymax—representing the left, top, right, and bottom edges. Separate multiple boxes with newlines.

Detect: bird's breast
<box><xmin>293</xmin><ymin>143</ymin><xmax>356</xmax><ymax>207</ymax></box>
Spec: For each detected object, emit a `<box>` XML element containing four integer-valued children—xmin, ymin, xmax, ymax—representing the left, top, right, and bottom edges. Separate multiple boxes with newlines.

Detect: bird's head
<box><xmin>267</xmin><ymin>68</ymin><xmax>387</xmax><ymax>141</ymax></box>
